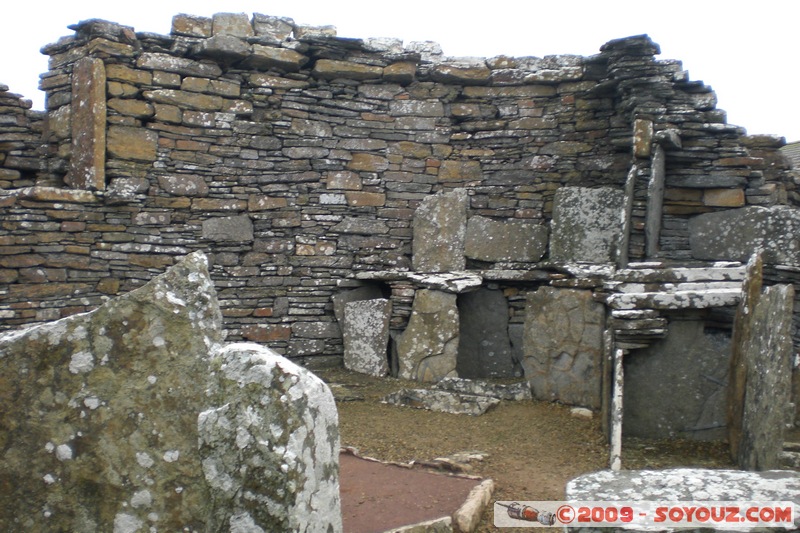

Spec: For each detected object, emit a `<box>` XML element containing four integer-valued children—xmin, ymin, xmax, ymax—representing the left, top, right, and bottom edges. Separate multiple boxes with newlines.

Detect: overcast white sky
<box><xmin>2</xmin><ymin>1</ymin><xmax>799</xmax><ymax>141</ymax></box>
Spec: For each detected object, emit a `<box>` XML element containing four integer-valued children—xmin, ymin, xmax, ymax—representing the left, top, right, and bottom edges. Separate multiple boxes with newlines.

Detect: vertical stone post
<box><xmin>645</xmin><ymin>145</ymin><xmax>665</xmax><ymax>257</ymax></box>
<box><xmin>66</xmin><ymin>57</ymin><xmax>106</xmax><ymax>190</ymax></box>
<box><xmin>609</xmin><ymin>347</ymin><xmax>625</xmax><ymax>471</ymax></box>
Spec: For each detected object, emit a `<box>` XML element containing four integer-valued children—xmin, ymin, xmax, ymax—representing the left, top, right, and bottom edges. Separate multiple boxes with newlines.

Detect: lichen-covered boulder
<box><xmin>201</xmin><ymin>343</ymin><xmax>342</xmax><ymax>532</ymax></box>
<box><xmin>0</xmin><ymin>251</ymin><xmax>342</xmax><ymax>532</ymax></box>
<box><xmin>0</xmin><ymin>251</ymin><xmax>221</xmax><ymax>531</ymax></box>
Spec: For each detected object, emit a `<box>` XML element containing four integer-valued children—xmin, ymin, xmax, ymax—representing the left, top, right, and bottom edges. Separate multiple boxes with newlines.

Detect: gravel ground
<box><xmin>317</xmin><ymin>368</ymin><xmax>733</xmax><ymax>532</ymax></box>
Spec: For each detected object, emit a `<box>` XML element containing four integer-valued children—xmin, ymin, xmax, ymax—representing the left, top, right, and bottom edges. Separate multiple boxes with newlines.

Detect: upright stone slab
<box><xmin>457</xmin><ymin>288</ymin><xmax>516</xmax><ymax>378</ymax></box>
<box><xmin>342</xmin><ymin>299</ymin><xmax>391</xmax><ymax>377</ymax></box>
<box><xmin>549</xmin><ymin>186</ymin><xmax>625</xmax><ymax>263</ymax></box>
<box><xmin>0</xmin><ymin>252</ymin><xmax>221</xmax><ymax>531</ymax></box>
<box><xmin>331</xmin><ymin>285</ymin><xmax>385</xmax><ymax>327</ymax></box>
<box><xmin>623</xmin><ymin>319</ymin><xmax>731</xmax><ymax>440</ymax></box>
<box><xmin>201</xmin><ymin>343</ymin><xmax>342</xmax><ymax>532</ymax></box>
<box><xmin>67</xmin><ymin>57</ymin><xmax>106</xmax><ymax>190</ymax></box>
<box><xmin>396</xmin><ymin>289</ymin><xmax>459</xmax><ymax>382</ymax></box>
<box><xmin>689</xmin><ymin>206</ymin><xmax>800</xmax><ymax>266</ymax></box>
<box><xmin>465</xmin><ymin>216</ymin><xmax>548</xmax><ymax>263</ymax></box>
<box><xmin>736</xmin><ymin>283</ymin><xmax>795</xmax><ymax>470</ymax></box>
<box><xmin>412</xmin><ymin>189</ymin><xmax>468</xmax><ymax>272</ymax></box>
<box><xmin>523</xmin><ymin>287</ymin><xmax>604</xmax><ymax>408</ymax></box>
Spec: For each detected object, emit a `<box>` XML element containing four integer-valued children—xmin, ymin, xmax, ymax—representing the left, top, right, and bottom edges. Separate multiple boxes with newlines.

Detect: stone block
<box><xmin>192</xmin><ymin>34</ymin><xmax>252</xmax><ymax>64</ymax></box>
<box><xmin>326</xmin><ymin>170</ymin><xmax>362</xmax><ymax>190</ymax></box>
<box><xmin>252</xmin><ymin>14</ymin><xmax>294</xmax><ymax>41</ymax></box>
<box><xmin>247</xmin><ymin>44</ymin><xmax>308</xmax><ymax>72</ymax></box>
<box><xmin>703</xmin><ymin>188</ymin><xmax>745</xmax><ymax>207</ymax></box>
<box><xmin>136</xmin><ymin>53</ymin><xmax>223</xmax><ymax>78</ymax></box>
<box><xmin>457</xmin><ymin>288</ymin><xmax>516</xmax><ymax>379</ymax></box>
<box><xmin>438</xmin><ymin>160</ymin><xmax>482</xmax><ymax>182</ymax></box>
<box><xmin>430</xmin><ymin>64</ymin><xmax>491</xmax><ymax>85</ymax></box>
<box><xmin>171</xmin><ymin>14</ymin><xmax>212</xmax><ymax>37</ymax></box>
<box><xmin>633</xmin><ymin>118</ymin><xmax>653</xmax><ymax>158</ymax></box>
<box><xmin>549</xmin><ymin>186</ymin><xmax>625</xmax><ymax>263</ymax></box>
<box><xmin>412</xmin><ymin>189</ymin><xmax>468</xmax><ymax>272</ymax></box>
<box><xmin>690</xmin><ymin>206</ymin><xmax>800</xmax><ymax>266</ymax></box>
<box><xmin>382</xmin><ymin>388</ymin><xmax>499</xmax><ymax>415</ymax></box>
<box><xmin>342</xmin><ymin>299</ymin><xmax>391</xmax><ymax>377</ymax></box>
<box><xmin>383</xmin><ymin>62</ymin><xmax>416</xmax><ymax>85</ymax></box>
<box><xmin>396</xmin><ymin>290</ymin><xmax>459</xmax><ymax>382</ymax></box>
<box><xmin>312</xmin><ymin>60</ymin><xmax>383</xmax><ymax>81</ymax></box>
<box><xmin>523</xmin><ymin>287</ymin><xmax>604</xmax><ymax>409</ymax></box>
<box><xmin>106</xmin><ymin>125</ymin><xmax>158</xmax><ymax>162</ymax></box>
<box><xmin>623</xmin><ymin>320</ymin><xmax>731</xmax><ymax>440</ymax></box>
<box><xmin>345</xmin><ymin>191</ymin><xmax>385</xmax><ymax>207</ymax></box>
<box><xmin>211</xmin><ymin>12</ymin><xmax>254</xmax><ymax>37</ymax></box>
<box><xmin>143</xmin><ymin>89</ymin><xmax>223</xmax><ymax>111</ymax></box>
<box><xmin>465</xmin><ymin>216</ymin><xmax>548</xmax><ymax>263</ymax></box>
<box><xmin>202</xmin><ymin>215</ymin><xmax>254</xmax><ymax>242</ymax></box>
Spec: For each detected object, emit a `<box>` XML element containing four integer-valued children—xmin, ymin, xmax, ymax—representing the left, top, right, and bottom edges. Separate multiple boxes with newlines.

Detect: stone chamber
<box><xmin>2</xmin><ymin>12</ymin><xmax>800</xmax><ymax>473</ymax></box>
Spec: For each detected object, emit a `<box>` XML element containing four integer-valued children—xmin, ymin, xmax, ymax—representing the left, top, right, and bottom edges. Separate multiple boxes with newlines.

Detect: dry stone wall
<box><xmin>1</xmin><ymin>12</ymin><xmax>798</xmax><ymax>375</ymax></box>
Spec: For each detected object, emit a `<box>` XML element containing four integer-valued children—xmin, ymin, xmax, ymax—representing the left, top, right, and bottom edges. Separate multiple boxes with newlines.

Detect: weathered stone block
<box><xmin>143</xmin><ymin>89</ymin><xmax>224</xmax><ymax>111</ymax></box>
<box><xmin>523</xmin><ymin>287</ymin><xmax>604</xmax><ymax>408</ymax></box>
<box><xmin>342</xmin><ymin>299</ymin><xmax>391</xmax><ymax>377</ymax></box>
<box><xmin>703</xmin><ymin>187</ymin><xmax>745</xmax><ymax>207</ymax></box>
<box><xmin>457</xmin><ymin>288</ymin><xmax>516</xmax><ymax>378</ymax></box>
<box><xmin>136</xmin><ymin>53</ymin><xmax>223</xmax><ymax>77</ymax></box>
<box><xmin>549</xmin><ymin>186</ymin><xmax>625</xmax><ymax>263</ymax></box>
<box><xmin>465</xmin><ymin>216</ymin><xmax>548</xmax><ymax>263</ymax></box>
<box><xmin>202</xmin><ymin>215</ymin><xmax>254</xmax><ymax>242</ymax></box>
<box><xmin>247</xmin><ymin>44</ymin><xmax>309</xmax><ymax>72</ymax></box>
<box><xmin>633</xmin><ymin>118</ymin><xmax>653</xmax><ymax>158</ymax></box>
<box><xmin>312</xmin><ymin>60</ymin><xmax>383</xmax><ymax>81</ymax></box>
<box><xmin>396</xmin><ymin>290</ymin><xmax>459</xmax><ymax>382</ymax></box>
<box><xmin>193</xmin><ymin>34</ymin><xmax>252</xmax><ymax>64</ymax></box>
<box><xmin>252</xmin><ymin>14</ymin><xmax>294</xmax><ymax>41</ymax></box>
<box><xmin>171</xmin><ymin>14</ymin><xmax>212</xmax><ymax>37</ymax></box>
<box><xmin>438</xmin><ymin>160</ymin><xmax>482</xmax><ymax>182</ymax></box>
<box><xmin>413</xmin><ymin>189</ymin><xmax>468</xmax><ymax>272</ymax></box>
<box><xmin>345</xmin><ymin>191</ymin><xmax>385</xmax><ymax>207</ymax></box>
<box><xmin>430</xmin><ymin>63</ymin><xmax>491</xmax><ymax>85</ymax></box>
<box><xmin>158</xmin><ymin>174</ymin><xmax>208</xmax><ymax>197</ymax></box>
<box><xmin>689</xmin><ymin>206</ymin><xmax>800</xmax><ymax>266</ymax></box>
<box><xmin>383</xmin><ymin>62</ymin><xmax>416</xmax><ymax>85</ymax></box>
<box><xmin>211</xmin><ymin>12</ymin><xmax>254</xmax><ymax>37</ymax></box>
<box><xmin>106</xmin><ymin>125</ymin><xmax>158</xmax><ymax>162</ymax></box>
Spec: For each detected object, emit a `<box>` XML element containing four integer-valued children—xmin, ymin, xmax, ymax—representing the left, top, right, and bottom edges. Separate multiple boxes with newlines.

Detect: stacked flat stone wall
<box><xmin>0</xmin><ymin>13</ymin><xmax>797</xmax><ymax>367</ymax></box>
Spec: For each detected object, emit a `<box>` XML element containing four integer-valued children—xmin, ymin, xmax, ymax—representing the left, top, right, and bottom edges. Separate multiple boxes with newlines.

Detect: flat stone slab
<box><xmin>382</xmin><ymin>388</ymin><xmax>500</xmax><ymax>416</ymax></box>
<box><xmin>434</xmin><ymin>377</ymin><xmax>532</xmax><ymax>401</ymax></box>
<box><xmin>607</xmin><ymin>288</ymin><xmax>741</xmax><ymax>310</ymax></box>
<box><xmin>566</xmin><ymin>468</ymin><xmax>800</xmax><ymax>532</ymax></box>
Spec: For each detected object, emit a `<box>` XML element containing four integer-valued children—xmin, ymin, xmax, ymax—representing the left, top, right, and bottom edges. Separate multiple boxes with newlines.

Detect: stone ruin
<box><xmin>1</xmin><ymin>9</ymin><xmax>800</xmax><ymax>510</ymax></box>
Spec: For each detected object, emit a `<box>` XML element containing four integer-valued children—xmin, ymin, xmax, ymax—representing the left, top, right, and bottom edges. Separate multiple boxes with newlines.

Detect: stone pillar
<box><xmin>66</xmin><ymin>57</ymin><xmax>106</xmax><ymax>190</ymax></box>
<box><xmin>645</xmin><ymin>145</ymin><xmax>665</xmax><ymax>257</ymax></box>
